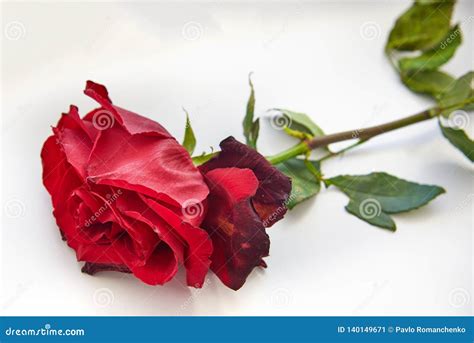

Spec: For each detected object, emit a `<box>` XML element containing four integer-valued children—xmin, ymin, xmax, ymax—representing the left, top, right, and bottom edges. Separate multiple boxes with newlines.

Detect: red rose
<box><xmin>41</xmin><ymin>81</ymin><xmax>212</xmax><ymax>287</ymax></box>
<box><xmin>41</xmin><ymin>81</ymin><xmax>291</xmax><ymax>290</ymax></box>
<box><xmin>199</xmin><ymin>137</ymin><xmax>291</xmax><ymax>290</ymax></box>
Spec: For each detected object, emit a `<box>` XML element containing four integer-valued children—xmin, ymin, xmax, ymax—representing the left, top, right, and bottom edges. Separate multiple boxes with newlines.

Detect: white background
<box><xmin>1</xmin><ymin>0</ymin><xmax>472</xmax><ymax>316</ymax></box>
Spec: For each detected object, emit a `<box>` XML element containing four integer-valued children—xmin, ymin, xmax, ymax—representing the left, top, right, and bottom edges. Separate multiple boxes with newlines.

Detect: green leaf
<box><xmin>192</xmin><ymin>152</ymin><xmax>218</xmax><ymax>166</ymax></box>
<box><xmin>272</xmin><ymin>108</ymin><xmax>329</xmax><ymax>152</ymax></box>
<box><xmin>399</xmin><ymin>25</ymin><xmax>462</xmax><ymax>72</ymax></box>
<box><xmin>273</xmin><ymin>109</ymin><xmax>325</xmax><ymax>137</ymax></box>
<box><xmin>401</xmin><ymin>69</ymin><xmax>455</xmax><ymax>98</ymax></box>
<box><xmin>386</xmin><ymin>0</ymin><xmax>455</xmax><ymax>52</ymax></box>
<box><xmin>243</xmin><ymin>75</ymin><xmax>255</xmax><ymax>141</ymax></box>
<box><xmin>439</xmin><ymin>121</ymin><xmax>474</xmax><ymax>161</ymax></box>
<box><xmin>182</xmin><ymin>109</ymin><xmax>196</xmax><ymax>155</ymax></box>
<box><xmin>345</xmin><ymin>201</ymin><xmax>396</xmax><ymax>230</ymax></box>
<box><xmin>326</xmin><ymin>172</ymin><xmax>445</xmax><ymax>231</ymax></box>
<box><xmin>243</xmin><ymin>74</ymin><xmax>259</xmax><ymax>149</ymax></box>
<box><xmin>276</xmin><ymin>159</ymin><xmax>321</xmax><ymax>209</ymax></box>
<box><xmin>438</xmin><ymin>72</ymin><xmax>474</xmax><ymax>115</ymax></box>
<box><xmin>251</xmin><ymin>118</ymin><xmax>260</xmax><ymax>146</ymax></box>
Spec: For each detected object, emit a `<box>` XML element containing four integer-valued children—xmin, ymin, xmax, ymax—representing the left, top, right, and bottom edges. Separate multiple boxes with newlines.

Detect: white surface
<box><xmin>1</xmin><ymin>0</ymin><xmax>473</xmax><ymax>316</ymax></box>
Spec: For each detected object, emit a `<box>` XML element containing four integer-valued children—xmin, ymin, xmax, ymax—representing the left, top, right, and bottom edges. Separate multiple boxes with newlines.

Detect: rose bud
<box><xmin>199</xmin><ymin>137</ymin><xmax>291</xmax><ymax>290</ymax></box>
<box><xmin>41</xmin><ymin>81</ymin><xmax>212</xmax><ymax>287</ymax></box>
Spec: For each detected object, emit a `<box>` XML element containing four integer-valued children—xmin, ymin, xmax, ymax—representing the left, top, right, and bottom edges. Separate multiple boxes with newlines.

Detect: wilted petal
<box><xmin>202</xmin><ymin>167</ymin><xmax>269</xmax><ymax>290</ymax></box>
<box><xmin>200</xmin><ymin>136</ymin><xmax>291</xmax><ymax>227</ymax></box>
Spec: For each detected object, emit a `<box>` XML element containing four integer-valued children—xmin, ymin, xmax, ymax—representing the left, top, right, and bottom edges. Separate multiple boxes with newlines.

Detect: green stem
<box><xmin>317</xmin><ymin>139</ymin><xmax>368</xmax><ymax>163</ymax></box>
<box><xmin>267</xmin><ymin>106</ymin><xmax>443</xmax><ymax>165</ymax></box>
<box><xmin>266</xmin><ymin>142</ymin><xmax>309</xmax><ymax>165</ymax></box>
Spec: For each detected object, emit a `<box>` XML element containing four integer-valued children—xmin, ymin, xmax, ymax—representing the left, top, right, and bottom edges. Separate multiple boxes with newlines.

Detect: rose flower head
<box><xmin>41</xmin><ymin>81</ymin><xmax>212</xmax><ymax>287</ymax></box>
<box><xmin>41</xmin><ymin>81</ymin><xmax>291</xmax><ymax>291</ymax></box>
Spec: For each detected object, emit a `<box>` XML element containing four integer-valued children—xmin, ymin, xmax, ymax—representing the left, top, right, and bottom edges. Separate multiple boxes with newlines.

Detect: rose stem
<box><xmin>316</xmin><ymin>139</ymin><xmax>367</xmax><ymax>163</ymax></box>
<box><xmin>266</xmin><ymin>100</ymin><xmax>471</xmax><ymax>165</ymax></box>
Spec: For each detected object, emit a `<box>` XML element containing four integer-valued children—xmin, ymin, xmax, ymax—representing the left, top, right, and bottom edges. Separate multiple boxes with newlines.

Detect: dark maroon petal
<box><xmin>202</xmin><ymin>167</ymin><xmax>268</xmax><ymax>290</ymax></box>
<box><xmin>82</xmin><ymin>262</ymin><xmax>131</xmax><ymax>275</ymax></box>
<box><xmin>200</xmin><ymin>136</ymin><xmax>291</xmax><ymax>227</ymax></box>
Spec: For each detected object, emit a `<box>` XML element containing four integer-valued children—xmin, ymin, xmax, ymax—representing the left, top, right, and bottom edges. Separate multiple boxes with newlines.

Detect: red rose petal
<box><xmin>84</xmin><ymin>81</ymin><xmax>171</xmax><ymax>137</ymax></box>
<box><xmin>115</xmin><ymin>213</ymin><xmax>160</xmax><ymax>263</ymax></box>
<box><xmin>75</xmin><ymin>238</ymin><xmax>126</xmax><ymax>265</ymax></box>
<box><xmin>83</xmin><ymin>231</ymin><xmax>178</xmax><ymax>286</ymax></box>
<box><xmin>84</xmin><ymin>81</ymin><xmax>114</xmax><ymax>106</ymax></box>
<box><xmin>50</xmin><ymin>105</ymin><xmax>97</xmax><ymax>179</ymax></box>
<box><xmin>130</xmin><ymin>243</ymin><xmax>178</xmax><ymax>286</ymax></box>
<box><xmin>78</xmin><ymin>222</ymin><xmax>178</xmax><ymax>286</ymax></box>
<box><xmin>57</xmin><ymin>105</ymin><xmax>97</xmax><ymax>141</ymax></box>
<box><xmin>41</xmin><ymin>135</ymin><xmax>79</xmax><ymax>203</ymax></box>
<box><xmin>115</xmin><ymin>192</ymin><xmax>186</xmax><ymax>264</ymax></box>
<box><xmin>144</xmin><ymin>198</ymin><xmax>213</xmax><ymax>288</ymax></box>
<box><xmin>116</xmin><ymin>190</ymin><xmax>211</xmax><ymax>287</ymax></box>
<box><xmin>54</xmin><ymin>127</ymin><xmax>93</xmax><ymax>178</ymax></box>
<box><xmin>114</xmin><ymin>106</ymin><xmax>171</xmax><ymax>137</ymax></box>
<box><xmin>87</xmin><ymin>125</ymin><xmax>208</xmax><ymax>207</ymax></box>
